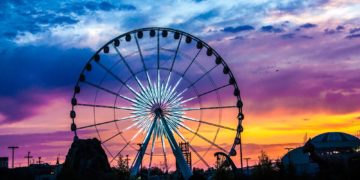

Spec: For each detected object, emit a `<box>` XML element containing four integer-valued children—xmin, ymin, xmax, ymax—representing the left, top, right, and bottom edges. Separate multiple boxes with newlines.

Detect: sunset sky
<box><xmin>0</xmin><ymin>0</ymin><xmax>360</xmax><ymax>168</ymax></box>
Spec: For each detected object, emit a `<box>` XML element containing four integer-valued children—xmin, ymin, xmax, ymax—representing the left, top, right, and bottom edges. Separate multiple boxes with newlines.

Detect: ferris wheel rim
<box><xmin>70</xmin><ymin>27</ymin><xmax>244</xmax><ymax>171</ymax></box>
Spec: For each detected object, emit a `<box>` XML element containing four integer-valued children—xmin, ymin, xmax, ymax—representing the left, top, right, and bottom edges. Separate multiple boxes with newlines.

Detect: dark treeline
<box><xmin>1</xmin><ymin>150</ymin><xmax>360</xmax><ymax>180</ymax></box>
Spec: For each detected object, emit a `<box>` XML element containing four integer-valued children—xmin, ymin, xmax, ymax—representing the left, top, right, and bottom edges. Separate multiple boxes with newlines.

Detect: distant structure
<box><xmin>179</xmin><ymin>142</ymin><xmax>192</xmax><ymax>170</ymax></box>
<box><xmin>282</xmin><ymin>132</ymin><xmax>360</xmax><ymax>175</ymax></box>
<box><xmin>0</xmin><ymin>157</ymin><xmax>8</xmax><ymax>169</ymax></box>
<box><xmin>355</xmin><ymin>130</ymin><xmax>360</xmax><ymax>138</ymax></box>
<box><xmin>24</xmin><ymin>151</ymin><xmax>33</xmax><ymax>166</ymax></box>
<box><xmin>244</xmin><ymin>157</ymin><xmax>251</xmax><ymax>175</ymax></box>
<box><xmin>37</xmin><ymin>157</ymin><xmax>42</xmax><ymax>165</ymax></box>
<box><xmin>8</xmin><ymin>146</ymin><xmax>19</xmax><ymax>168</ymax></box>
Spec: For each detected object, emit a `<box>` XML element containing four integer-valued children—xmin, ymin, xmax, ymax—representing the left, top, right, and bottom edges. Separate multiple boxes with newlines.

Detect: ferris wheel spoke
<box><xmin>169</xmin><ymin>34</ymin><xmax>183</xmax><ymax>72</ymax></box>
<box><xmin>197</xmin><ymin>83</ymin><xmax>232</xmax><ymax>98</ymax></box>
<box><xmin>178</xmin><ymin>122</ymin><xmax>227</xmax><ymax>153</ymax></box>
<box><xmin>188</xmin><ymin>64</ymin><xmax>217</xmax><ymax>89</ymax></box>
<box><xmin>77</xmin><ymin>103</ymin><xmax>136</xmax><ymax>111</ymax></box>
<box><xmin>101</xmin><ymin>132</ymin><xmax>122</xmax><ymax>144</ymax></box>
<box><xmin>157</xmin><ymin>29</ymin><xmax>160</xmax><ymax>70</ymax></box>
<box><xmin>109</xmin><ymin>128</ymin><xmax>143</xmax><ymax>164</ymax></box>
<box><xmin>179</xmin><ymin>105</ymin><xmax>237</xmax><ymax>111</ymax></box>
<box><xmin>157</xmin><ymin>30</ymin><xmax>161</xmax><ymax>105</ymax></box>
<box><xmin>161</xmin><ymin>77</ymin><xmax>183</xmax><ymax>106</ymax></box>
<box><xmin>76</xmin><ymin>115</ymin><xmax>136</xmax><ymax>130</ymax></box>
<box><xmin>172</xmin><ymin>127</ymin><xmax>210</xmax><ymax>168</ymax></box>
<box><xmin>103</xmin><ymin>145</ymin><xmax>114</xmax><ymax>159</ymax></box>
<box><xmin>148</xmin><ymin>129</ymin><xmax>157</xmax><ymax>176</ymax></box>
<box><xmin>134</xmin><ymin>35</ymin><xmax>153</xmax><ymax>90</ymax></box>
<box><xmin>174</xmin><ymin>64</ymin><xmax>218</xmax><ymax>100</ymax></box>
<box><xmin>180</xmin><ymin>115</ymin><xmax>236</xmax><ymax>131</ymax></box>
<box><xmin>113</xmin><ymin>45</ymin><xmax>136</xmax><ymax>75</ymax></box>
<box><xmin>113</xmin><ymin>44</ymin><xmax>153</xmax><ymax>102</ymax></box>
<box><xmin>83</xmin><ymin>81</ymin><xmax>151</xmax><ymax>109</ymax></box>
<box><xmin>161</xmin><ymin>134</ymin><xmax>169</xmax><ymax>172</ymax></box>
<box><xmin>95</xmin><ymin>61</ymin><xmax>141</xmax><ymax>97</ymax></box>
<box><xmin>181</xmin><ymin>48</ymin><xmax>202</xmax><ymax>77</ymax></box>
<box><xmin>131</xmin><ymin>116</ymin><xmax>158</xmax><ymax>176</ymax></box>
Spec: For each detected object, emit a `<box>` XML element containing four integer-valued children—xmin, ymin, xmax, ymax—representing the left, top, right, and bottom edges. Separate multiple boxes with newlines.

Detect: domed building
<box><xmin>281</xmin><ymin>132</ymin><xmax>360</xmax><ymax>175</ymax></box>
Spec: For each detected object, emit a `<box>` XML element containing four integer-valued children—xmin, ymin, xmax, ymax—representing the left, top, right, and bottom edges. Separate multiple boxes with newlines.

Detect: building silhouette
<box><xmin>282</xmin><ymin>132</ymin><xmax>360</xmax><ymax>175</ymax></box>
<box><xmin>0</xmin><ymin>157</ymin><xmax>8</xmax><ymax>169</ymax></box>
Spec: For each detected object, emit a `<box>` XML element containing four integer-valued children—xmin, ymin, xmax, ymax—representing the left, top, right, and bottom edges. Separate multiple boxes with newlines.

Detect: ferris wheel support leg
<box><xmin>130</xmin><ymin>116</ymin><xmax>158</xmax><ymax>177</ymax></box>
<box><xmin>160</xmin><ymin>116</ymin><xmax>193</xmax><ymax>179</ymax></box>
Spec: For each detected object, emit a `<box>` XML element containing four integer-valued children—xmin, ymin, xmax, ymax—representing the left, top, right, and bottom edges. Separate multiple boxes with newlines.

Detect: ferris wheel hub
<box><xmin>154</xmin><ymin>108</ymin><xmax>163</xmax><ymax>116</ymax></box>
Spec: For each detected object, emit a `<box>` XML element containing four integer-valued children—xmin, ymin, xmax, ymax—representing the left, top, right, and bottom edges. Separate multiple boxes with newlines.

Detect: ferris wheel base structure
<box><xmin>70</xmin><ymin>27</ymin><xmax>245</xmax><ymax>179</ymax></box>
<box><xmin>130</xmin><ymin>109</ymin><xmax>192</xmax><ymax>179</ymax></box>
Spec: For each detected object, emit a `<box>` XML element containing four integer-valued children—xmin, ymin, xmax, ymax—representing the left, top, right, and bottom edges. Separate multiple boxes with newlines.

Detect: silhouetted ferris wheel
<box><xmin>70</xmin><ymin>27</ymin><xmax>244</xmax><ymax>178</ymax></box>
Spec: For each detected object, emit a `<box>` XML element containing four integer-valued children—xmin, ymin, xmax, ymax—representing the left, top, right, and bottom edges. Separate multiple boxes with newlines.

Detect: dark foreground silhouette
<box><xmin>58</xmin><ymin>138</ymin><xmax>114</xmax><ymax>180</ymax></box>
<box><xmin>1</xmin><ymin>138</ymin><xmax>360</xmax><ymax>180</ymax></box>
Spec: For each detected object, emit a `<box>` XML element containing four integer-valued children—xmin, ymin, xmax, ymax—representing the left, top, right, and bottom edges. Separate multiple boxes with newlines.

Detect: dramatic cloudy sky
<box><xmin>0</xmin><ymin>0</ymin><xmax>360</xmax><ymax>168</ymax></box>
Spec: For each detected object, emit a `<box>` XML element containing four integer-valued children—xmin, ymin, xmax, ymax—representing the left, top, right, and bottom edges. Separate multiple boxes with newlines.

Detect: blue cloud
<box><xmin>0</xmin><ymin>0</ymin><xmax>137</xmax><ymax>44</ymax></box>
<box><xmin>85</xmin><ymin>1</ymin><xmax>98</xmax><ymax>11</ymax></box>
<box><xmin>299</xmin><ymin>23</ymin><xmax>317</xmax><ymax>29</ymax></box>
<box><xmin>260</xmin><ymin>25</ymin><xmax>283</xmax><ymax>33</ymax></box>
<box><xmin>193</xmin><ymin>9</ymin><xmax>219</xmax><ymax>20</ymax></box>
<box><xmin>349</xmin><ymin>27</ymin><xmax>360</xmax><ymax>34</ymax></box>
<box><xmin>0</xmin><ymin>46</ymin><xmax>92</xmax><ymax>96</ymax></box>
<box><xmin>346</xmin><ymin>34</ymin><xmax>360</xmax><ymax>39</ymax></box>
<box><xmin>99</xmin><ymin>1</ymin><xmax>115</xmax><ymax>11</ymax></box>
<box><xmin>51</xmin><ymin>16</ymin><xmax>79</xmax><ymax>24</ymax></box>
<box><xmin>118</xmin><ymin>4</ymin><xmax>136</xmax><ymax>11</ymax></box>
<box><xmin>223</xmin><ymin>25</ymin><xmax>254</xmax><ymax>33</ymax></box>
<box><xmin>0</xmin><ymin>46</ymin><xmax>93</xmax><ymax>123</ymax></box>
<box><xmin>81</xmin><ymin>1</ymin><xmax>136</xmax><ymax>12</ymax></box>
<box><xmin>336</xmin><ymin>25</ymin><xmax>345</xmax><ymax>31</ymax></box>
<box><xmin>280</xmin><ymin>33</ymin><xmax>295</xmax><ymax>39</ymax></box>
<box><xmin>324</xmin><ymin>25</ymin><xmax>345</xmax><ymax>35</ymax></box>
<box><xmin>300</xmin><ymin>35</ymin><xmax>314</xmax><ymax>39</ymax></box>
<box><xmin>275</xmin><ymin>0</ymin><xmax>330</xmax><ymax>13</ymax></box>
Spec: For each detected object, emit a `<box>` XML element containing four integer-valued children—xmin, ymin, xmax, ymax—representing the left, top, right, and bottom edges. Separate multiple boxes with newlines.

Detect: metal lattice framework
<box><xmin>70</xmin><ymin>27</ymin><xmax>244</xmax><ymax>179</ymax></box>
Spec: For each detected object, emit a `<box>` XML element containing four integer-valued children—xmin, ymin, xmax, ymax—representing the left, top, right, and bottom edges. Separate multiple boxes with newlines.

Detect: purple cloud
<box><xmin>260</xmin><ymin>25</ymin><xmax>283</xmax><ymax>33</ymax></box>
<box><xmin>223</xmin><ymin>25</ymin><xmax>255</xmax><ymax>33</ymax></box>
<box><xmin>299</xmin><ymin>23</ymin><xmax>317</xmax><ymax>29</ymax></box>
<box><xmin>0</xmin><ymin>89</ymin><xmax>68</xmax><ymax>123</ymax></box>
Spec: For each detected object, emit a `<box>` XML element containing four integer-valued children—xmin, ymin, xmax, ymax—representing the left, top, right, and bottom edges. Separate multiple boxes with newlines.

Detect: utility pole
<box><xmin>125</xmin><ymin>155</ymin><xmax>130</xmax><ymax>169</ymax></box>
<box><xmin>56</xmin><ymin>154</ymin><xmax>60</xmax><ymax>165</ymax></box>
<box><xmin>244</xmin><ymin>157</ymin><xmax>251</xmax><ymax>175</ymax></box>
<box><xmin>24</xmin><ymin>151</ymin><xmax>33</xmax><ymax>166</ymax></box>
<box><xmin>37</xmin><ymin>157</ymin><xmax>42</xmax><ymax>165</ymax></box>
<box><xmin>8</xmin><ymin>146</ymin><xmax>19</xmax><ymax>168</ymax></box>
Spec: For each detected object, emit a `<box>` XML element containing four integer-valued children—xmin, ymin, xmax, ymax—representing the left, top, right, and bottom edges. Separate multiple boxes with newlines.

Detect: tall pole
<box><xmin>24</xmin><ymin>151</ymin><xmax>33</xmax><ymax>166</ymax></box>
<box><xmin>239</xmin><ymin>134</ymin><xmax>243</xmax><ymax>173</ymax></box>
<box><xmin>244</xmin><ymin>157</ymin><xmax>251</xmax><ymax>175</ymax></box>
<box><xmin>8</xmin><ymin>146</ymin><xmax>19</xmax><ymax>168</ymax></box>
<box><xmin>38</xmin><ymin>157</ymin><xmax>42</xmax><ymax>165</ymax></box>
<box><xmin>125</xmin><ymin>155</ymin><xmax>130</xmax><ymax>169</ymax></box>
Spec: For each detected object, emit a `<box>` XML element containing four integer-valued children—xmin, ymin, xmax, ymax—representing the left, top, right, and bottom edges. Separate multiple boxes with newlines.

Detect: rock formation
<box><xmin>58</xmin><ymin>138</ymin><xmax>114</xmax><ymax>180</ymax></box>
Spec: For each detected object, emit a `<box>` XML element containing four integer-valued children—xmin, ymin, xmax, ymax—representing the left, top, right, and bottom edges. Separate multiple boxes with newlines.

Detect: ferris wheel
<box><xmin>70</xmin><ymin>27</ymin><xmax>244</xmax><ymax>178</ymax></box>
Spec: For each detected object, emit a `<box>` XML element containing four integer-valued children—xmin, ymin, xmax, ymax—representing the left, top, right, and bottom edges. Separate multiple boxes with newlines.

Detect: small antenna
<box><xmin>303</xmin><ymin>132</ymin><xmax>308</xmax><ymax>144</ymax></box>
<box><xmin>37</xmin><ymin>157</ymin><xmax>42</xmax><ymax>165</ymax></box>
<box><xmin>24</xmin><ymin>151</ymin><xmax>33</xmax><ymax>166</ymax></box>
